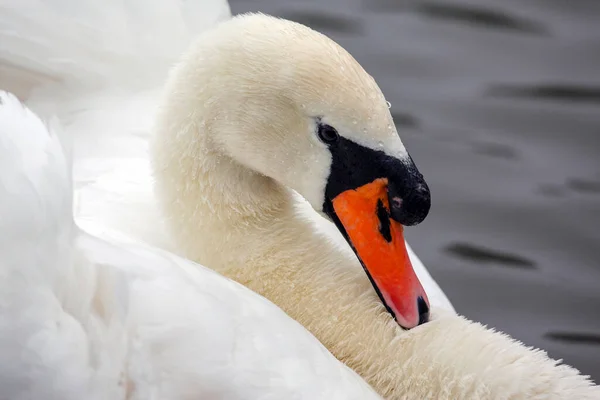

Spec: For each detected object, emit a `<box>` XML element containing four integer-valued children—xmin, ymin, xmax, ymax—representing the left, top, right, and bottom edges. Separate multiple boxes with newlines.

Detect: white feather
<box><xmin>0</xmin><ymin>0</ymin><xmax>230</xmax><ymax>89</ymax></box>
<box><xmin>0</xmin><ymin>90</ymin><xmax>382</xmax><ymax>399</ymax></box>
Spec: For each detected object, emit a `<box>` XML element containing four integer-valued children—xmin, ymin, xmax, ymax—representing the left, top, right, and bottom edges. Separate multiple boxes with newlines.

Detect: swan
<box><xmin>1</xmin><ymin>0</ymin><xmax>598</xmax><ymax>398</ymax></box>
<box><xmin>0</xmin><ymin>90</ymin><xmax>382</xmax><ymax>399</ymax></box>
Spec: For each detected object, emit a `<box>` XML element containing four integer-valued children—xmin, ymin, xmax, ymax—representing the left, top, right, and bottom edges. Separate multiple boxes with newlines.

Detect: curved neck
<box><xmin>151</xmin><ymin>105</ymin><xmax>301</xmax><ymax>266</ymax></box>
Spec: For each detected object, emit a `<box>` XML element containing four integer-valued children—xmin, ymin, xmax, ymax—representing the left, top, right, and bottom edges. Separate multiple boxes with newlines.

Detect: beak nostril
<box><xmin>417</xmin><ymin>296</ymin><xmax>430</xmax><ymax>326</ymax></box>
<box><xmin>387</xmin><ymin>187</ymin><xmax>430</xmax><ymax>226</ymax></box>
<box><xmin>391</xmin><ymin>196</ymin><xmax>402</xmax><ymax>208</ymax></box>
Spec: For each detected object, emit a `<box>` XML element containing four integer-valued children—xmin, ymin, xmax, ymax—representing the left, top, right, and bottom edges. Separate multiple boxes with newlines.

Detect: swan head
<box><xmin>158</xmin><ymin>13</ymin><xmax>431</xmax><ymax>329</ymax></box>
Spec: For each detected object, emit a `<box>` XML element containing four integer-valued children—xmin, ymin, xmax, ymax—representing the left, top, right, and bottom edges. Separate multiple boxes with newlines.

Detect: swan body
<box><xmin>1</xmin><ymin>1</ymin><xmax>598</xmax><ymax>399</ymax></box>
<box><xmin>0</xmin><ymin>90</ymin><xmax>382</xmax><ymax>399</ymax></box>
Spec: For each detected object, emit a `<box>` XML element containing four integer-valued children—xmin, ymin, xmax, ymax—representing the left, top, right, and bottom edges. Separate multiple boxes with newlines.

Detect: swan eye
<box><xmin>317</xmin><ymin>123</ymin><xmax>339</xmax><ymax>144</ymax></box>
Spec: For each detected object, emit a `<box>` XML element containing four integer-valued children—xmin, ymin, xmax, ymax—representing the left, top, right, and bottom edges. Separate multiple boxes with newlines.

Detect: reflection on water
<box><xmin>229</xmin><ymin>0</ymin><xmax>600</xmax><ymax>379</ymax></box>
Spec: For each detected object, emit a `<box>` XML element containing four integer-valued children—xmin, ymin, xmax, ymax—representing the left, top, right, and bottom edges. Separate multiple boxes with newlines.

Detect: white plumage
<box><xmin>1</xmin><ymin>0</ymin><xmax>598</xmax><ymax>398</ymax></box>
<box><xmin>0</xmin><ymin>90</ymin><xmax>381</xmax><ymax>399</ymax></box>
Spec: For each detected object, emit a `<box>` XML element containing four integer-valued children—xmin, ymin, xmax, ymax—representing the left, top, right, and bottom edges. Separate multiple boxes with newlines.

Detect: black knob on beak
<box><xmin>388</xmin><ymin>179</ymin><xmax>431</xmax><ymax>226</ymax></box>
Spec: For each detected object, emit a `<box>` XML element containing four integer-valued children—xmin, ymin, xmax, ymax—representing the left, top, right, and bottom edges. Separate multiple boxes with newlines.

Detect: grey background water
<box><xmin>229</xmin><ymin>0</ymin><xmax>600</xmax><ymax>380</ymax></box>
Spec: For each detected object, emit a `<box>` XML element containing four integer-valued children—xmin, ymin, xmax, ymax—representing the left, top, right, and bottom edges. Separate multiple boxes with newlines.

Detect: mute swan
<box><xmin>1</xmin><ymin>1</ymin><xmax>598</xmax><ymax>399</ymax></box>
<box><xmin>0</xmin><ymin>90</ymin><xmax>382</xmax><ymax>399</ymax></box>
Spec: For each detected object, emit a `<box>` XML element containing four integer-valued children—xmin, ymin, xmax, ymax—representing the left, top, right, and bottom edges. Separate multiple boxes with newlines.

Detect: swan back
<box><xmin>0</xmin><ymin>91</ymin><xmax>106</xmax><ymax>400</ymax></box>
<box><xmin>0</xmin><ymin>91</ymin><xmax>383</xmax><ymax>399</ymax></box>
<box><xmin>0</xmin><ymin>91</ymin><xmax>71</xmax><ymax>274</ymax></box>
<box><xmin>0</xmin><ymin>0</ymin><xmax>231</xmax><ymax>92</ymax></box>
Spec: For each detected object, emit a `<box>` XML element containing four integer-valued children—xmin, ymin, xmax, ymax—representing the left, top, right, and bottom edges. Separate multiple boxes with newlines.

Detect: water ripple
<box><xmin>416</xmin><ymin>2</ymin><xmax>546</xmax><ymax>34</ymax></box>
<box><xmin>444</xmin><ymin>242</ymin><xmax>537</xmax><ymax>269</ymax></box>
<box><xmin>566</xmin><ymin>178</ymin><xmax>600</xmax><ymax>194</ymax></box>
<box><xmin>487</xmin><ymin>84</ymin><xmax>600</xmax><ymax>104</ymax></box>
<box><xmin>392</xmin><ymin>111</ymin><xmax>420</xmax><ymax>129</ymax></box>
<box><xmin>545</xmin><ymin>332</ymin><xmax>600</xmax><ymax>346</ymax></box>
<box><xmin>279</xmin><ymin>11</ymin><xmax>363</xmax><ymax>35</ymax></box>
<box><xmin>471</xmin><ymin>141</ymin><xmax>519</xmax><ymax>160</ymax></box>
<box><xmin>365</xmin><ymin>1</ymin><xmax>547</xmax><ymax>34</ymax></box>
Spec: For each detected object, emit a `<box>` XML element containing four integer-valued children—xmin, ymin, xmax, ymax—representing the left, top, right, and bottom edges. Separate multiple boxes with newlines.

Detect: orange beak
<box><xmin>331</xmin><ymin>178</ymin><xmax>430</xmax><ymax>329</ymax></box>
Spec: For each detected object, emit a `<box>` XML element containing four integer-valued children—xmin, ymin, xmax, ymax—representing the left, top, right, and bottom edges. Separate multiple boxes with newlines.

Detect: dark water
<box><xmin>229</xmin><ymin>0</ymin><xmax>600</xmax><ymax>380</ymax></box>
